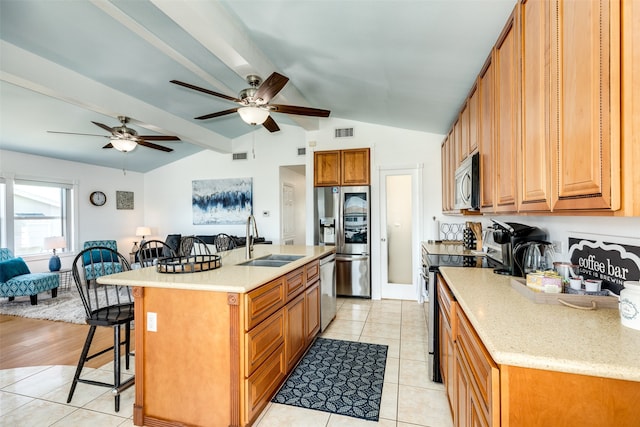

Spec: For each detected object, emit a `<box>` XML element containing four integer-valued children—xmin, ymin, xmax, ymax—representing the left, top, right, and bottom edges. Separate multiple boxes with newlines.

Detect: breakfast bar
<box><xmin>98</xmin><ymin>245</ymin><xmax>334</xmax><ymax>427</ymax></box>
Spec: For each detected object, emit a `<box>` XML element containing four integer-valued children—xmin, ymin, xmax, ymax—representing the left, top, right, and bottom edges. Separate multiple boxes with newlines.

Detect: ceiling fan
<box><xmin>47</xmin><ymin>116</ymin><xmax>180</xmax><ymax>152</ymax></box>
<box><xmin>170</xmin><ymin>72</ymin><xmax>330</xmax><ymax>133</ymax></box>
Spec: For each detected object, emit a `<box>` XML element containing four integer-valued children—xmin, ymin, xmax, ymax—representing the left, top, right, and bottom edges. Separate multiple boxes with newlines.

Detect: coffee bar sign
<box><xmin>568</xmin><ymin>234</ymin><xmax>640</xmax><ymax>295</ymax></box>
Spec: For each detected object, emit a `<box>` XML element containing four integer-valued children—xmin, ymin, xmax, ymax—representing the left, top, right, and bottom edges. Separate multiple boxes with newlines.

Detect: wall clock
<box><xmin>89</xmin><ymin>191</ymin><xmax>107</xmax><ymax>206</ymax></box>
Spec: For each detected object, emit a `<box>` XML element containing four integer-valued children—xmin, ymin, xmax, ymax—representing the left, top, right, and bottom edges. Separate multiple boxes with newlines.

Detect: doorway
<box><xmin>379</xmin><ymin>166</ymin><xmax>423</xmax><ymax>300</ymax></box>
<box><xmin>279</xmin><ymin>165</ymin><xmax>306</xmax><ymax>245</ymax></box>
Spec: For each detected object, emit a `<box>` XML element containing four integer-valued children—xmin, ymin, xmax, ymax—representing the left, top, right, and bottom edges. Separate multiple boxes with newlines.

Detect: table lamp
<box><xmin>136</xmin><ymin>226</ymin><xmax>151</xmax><ymax>247</ymax></box>
<box><xmin>44</xmin><ymin>236</ymin><xmax>66</xmax><ymax>271</ymax></box>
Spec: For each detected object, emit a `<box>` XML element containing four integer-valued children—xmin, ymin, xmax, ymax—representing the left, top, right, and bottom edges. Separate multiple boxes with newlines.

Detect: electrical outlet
<box><xmin>147</xmin><ymin>312</ymin><xmax>157</xmax><ymax>332</ymax></box>
<box><xmin>552</xmin><ymin>240</ymin><xmax>564</xmax><ymax>254</ymax></box>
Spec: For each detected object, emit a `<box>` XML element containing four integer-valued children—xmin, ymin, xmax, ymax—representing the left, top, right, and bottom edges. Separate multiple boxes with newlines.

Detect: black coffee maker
<box><xmin>489</xmin><ymin>219</ymin><xmax>547</xmax><ymax>276</ymax></box>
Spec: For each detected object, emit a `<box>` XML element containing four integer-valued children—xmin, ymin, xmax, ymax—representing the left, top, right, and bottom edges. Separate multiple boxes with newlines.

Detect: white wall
<box><xmin>143</xmin><ymin>125</ymin><xmax>307</xmax><ymax>242</ymax></box>
<box><xmin>0</xmin><ymin>149</ymin><xmax>144</xmax><ymax>271</ymax></box>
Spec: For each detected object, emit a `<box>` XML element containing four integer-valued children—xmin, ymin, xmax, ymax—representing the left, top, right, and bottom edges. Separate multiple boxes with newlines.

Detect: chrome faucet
<box><xmin>245</xmin><ymin>215</ymin><xmax>259</xmax><ymax>259</ymax></box>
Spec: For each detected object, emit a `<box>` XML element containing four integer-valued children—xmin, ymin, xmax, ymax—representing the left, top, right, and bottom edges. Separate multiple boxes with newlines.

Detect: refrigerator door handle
<box><xmin>336</xmin><ymin>254</ymin><xmax>369</xmax><ymax>262</ymax></box>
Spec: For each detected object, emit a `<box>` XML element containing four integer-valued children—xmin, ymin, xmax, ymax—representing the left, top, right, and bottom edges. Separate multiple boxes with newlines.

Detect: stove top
<box><xmin>425</xmin><ymin>253</ymin><xmax>489</xmax><ymax>270</ymax></box>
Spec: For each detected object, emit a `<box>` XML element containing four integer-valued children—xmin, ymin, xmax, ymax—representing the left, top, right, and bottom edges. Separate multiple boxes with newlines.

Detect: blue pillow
<box><xmin>82</xmin><ymin>249</ymin><xmax>117</xmax><ymax>266</ymax></box>
<box><xmin>0</xmin><ymin>257</ymin><xmax>31</xmax><ymax>282</ymax></box>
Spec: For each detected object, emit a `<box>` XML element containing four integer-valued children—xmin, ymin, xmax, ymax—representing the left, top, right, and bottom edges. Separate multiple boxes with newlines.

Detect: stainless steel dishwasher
<box><xmin>319</xmin><ymin>253</ymin><xmax>337</xmax><ymax>331</ymax></box>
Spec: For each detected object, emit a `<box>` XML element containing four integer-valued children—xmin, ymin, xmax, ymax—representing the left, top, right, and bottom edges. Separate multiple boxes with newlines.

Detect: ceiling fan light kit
<box><xmin>110</xmin><ymin>137</ymin><xmax>137</xmax><ymax>152</ymax></box>
<box><xmin>238</xmin><ymin>106</ymin><xmax>269</xmax><ymax>125</ymax></box>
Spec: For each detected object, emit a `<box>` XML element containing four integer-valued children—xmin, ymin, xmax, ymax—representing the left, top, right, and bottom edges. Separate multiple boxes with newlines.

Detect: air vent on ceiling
<box><xmin>297</xmin><ymin>147</ymin><xmax>306</xmax><ymax>156</ymax></box>
<box><xmin>334</xmin><ymin>127</ymin><xmax>354</xmax><ymax>138</ymax></box>
<box><xmin>232</xmin><ymin>152</ymin><xmax>248</xmax><ymax>161</ymax></box>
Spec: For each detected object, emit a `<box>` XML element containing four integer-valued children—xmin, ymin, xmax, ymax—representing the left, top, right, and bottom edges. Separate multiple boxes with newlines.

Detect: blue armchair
<box><xmin>0</xmin><ymin>248</ymin><xmax>59</xmax><ymax>305</ymax></box>
<box><xmin>82</xmin><ymin>240</ymin><xmax>124</xmax><ymax>280</ymax></box>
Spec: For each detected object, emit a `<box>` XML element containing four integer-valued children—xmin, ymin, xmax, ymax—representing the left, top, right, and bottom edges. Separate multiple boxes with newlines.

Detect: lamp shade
<box><xmin>136</xmin><ymin>226</ymin><xmax>151</xmax><ymax>237</ymax></box>
<box><xmin>237</xmin><ymin>107</ymin><xmax>269</xmax><ymax>125</ymax></box>
<box><xmin>44</xmin><ymin>236</ymin><xmax>67</xmax><ymax>250</ymax></box>
<box><xmin>111</xmin><ymin>137</ymin><xmax>137</xmax><ymax>152</ymax></box>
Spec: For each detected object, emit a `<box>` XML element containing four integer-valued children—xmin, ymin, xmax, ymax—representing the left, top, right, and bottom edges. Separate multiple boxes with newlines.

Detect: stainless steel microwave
<box><xmin>454</xmin><ymin>152</ymin><xmax>480</xmax><ymax>210</ymax></box>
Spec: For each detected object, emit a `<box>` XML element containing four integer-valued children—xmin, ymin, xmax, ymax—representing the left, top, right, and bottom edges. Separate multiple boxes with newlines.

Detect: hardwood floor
<box><xmin>0</xmin><ymin>314</ymin><xmax>135</xmax><ymax>370</ymax></box>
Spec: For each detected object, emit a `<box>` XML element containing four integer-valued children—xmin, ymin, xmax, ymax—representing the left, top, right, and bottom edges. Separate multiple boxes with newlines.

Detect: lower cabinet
<box><xmin>285</xmin><ymin>292</ymin><xmax>306</xmax><ymax>371</ymax></box>
<box><xmin>305</xmin><ymin>280</ymin><xmax>320</xmax><ymax>342</ymax></box>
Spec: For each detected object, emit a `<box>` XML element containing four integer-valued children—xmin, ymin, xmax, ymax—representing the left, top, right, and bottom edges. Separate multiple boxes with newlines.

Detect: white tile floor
<box><xmin>0</xmin><ymin>298</ymin><xmax>453</xmax><ymax>427</ymax></box>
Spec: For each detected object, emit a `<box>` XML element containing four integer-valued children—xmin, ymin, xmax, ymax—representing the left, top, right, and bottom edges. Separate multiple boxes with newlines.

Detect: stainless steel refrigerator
<box><xmin>314</xmin><ymin>186</ymin><xmax>371</xmax><ymax>298</ymax></box>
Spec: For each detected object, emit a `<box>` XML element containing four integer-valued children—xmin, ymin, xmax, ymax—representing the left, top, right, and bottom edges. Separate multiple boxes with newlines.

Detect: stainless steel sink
<box><xmin>237</xmin><ymin>254</ymin><xmax>304</xmax><ymax>267</ymax></box>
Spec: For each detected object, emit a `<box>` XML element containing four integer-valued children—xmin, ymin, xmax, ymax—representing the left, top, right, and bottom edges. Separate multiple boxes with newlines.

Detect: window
<box><xmin>0</xmin><ymin>176</ymin><xmax>76</xmax><ymax>257</ymax></box>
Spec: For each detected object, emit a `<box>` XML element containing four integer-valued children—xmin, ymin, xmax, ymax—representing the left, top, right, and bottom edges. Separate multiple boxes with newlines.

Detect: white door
<box><xmin>380</xmin><ymin>166</ymin><xmax>423</xmax><ymax>300</ymax></box>
<box><xmin>281</xmin><ymin>182</ymin><xmax>295</xmax><ymax>245</ymax></box>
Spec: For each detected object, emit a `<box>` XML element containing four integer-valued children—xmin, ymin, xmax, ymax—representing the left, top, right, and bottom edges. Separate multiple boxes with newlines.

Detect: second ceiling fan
<box><xmin>170</xmin><ymin>72</ymin><xmax>330</xmax><ymax>133</ymax></box>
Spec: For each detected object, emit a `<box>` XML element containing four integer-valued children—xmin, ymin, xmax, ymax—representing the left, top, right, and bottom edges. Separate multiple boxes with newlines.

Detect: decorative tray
<box><xmin>156</xmin><ymin>254</ymin><xmax>222</xmax><ymax>274</ymax></box>
<box><xmin>510</xmin><ymin>278</ymin><xmax>619</xmax><ymax>310</ymax></box>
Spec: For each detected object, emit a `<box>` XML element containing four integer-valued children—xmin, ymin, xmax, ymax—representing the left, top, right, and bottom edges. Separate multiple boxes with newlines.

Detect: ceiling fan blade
<box><xmin>262</xmin><ymin>116</ymin><xmax>280</xmax><ymax>133</ymax></box>
<box><xmin>91</xmin><ymin>121</ymin><xmax>114</xmax><ymax>133</ymax></box>
<box><xmin>254</xmin><ymin>72</ymin><xmax>289</xmax><ymax>103</ymax></box>
<box><xmin>194</xmin><ymin>108</ymin><xmax>239</xmax><ymax>120</ymax></box>
<box><xmin>102</xmin><ymin>143</ymin><xmax>113</xmax><ymax>149</ymax></box>
<box><xmin>269</xmin><ymin>104</ymin><xmax>331</xmax><ymax>117</ymax></box>
<box><xmin>170</xmin><ymin>80</ymin><xmax>240</xmax><ymax>103</ymax></box>
<box><xmin>138</xmin><ymin>135</ymin><xmax>181</xmax><ymax>141</ymax></box>
<box><xmin>136</xmin><ymin>140</ymin><xmax>173</xmax><ymax>152</ymax></box>
<box><xmin>47</xmin><ymin>131</ymin><xmax>109</xmax><ymax>138</ymax></box>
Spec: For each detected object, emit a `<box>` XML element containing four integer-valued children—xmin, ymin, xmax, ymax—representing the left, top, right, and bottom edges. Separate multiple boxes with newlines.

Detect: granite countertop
<box><xmin>439</xmin><ymin>266</ymin><xmax>640</xmax><ymax>382</ymax></box>
<box><xmin>422</xmin><ymin>241</ymin><xmax>484</xmax><ymax>256</ymax></box>
<box><xmin>97</xmin><ymin>245</ymin><xmax>334</xmax><ymax>294</ymax></box>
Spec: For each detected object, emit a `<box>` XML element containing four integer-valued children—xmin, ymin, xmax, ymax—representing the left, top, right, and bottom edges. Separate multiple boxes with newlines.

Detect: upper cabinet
<box><xmin>550</xmin><ymin>0</ymin><xmax>620</xmax><ymax>211</ymax></box>
<box><xmin>442</xmin><ymin>0</ymin><xmax>638</xmax><ymax>216</ymax></box>
<box><xmin>314</xmin><ymin>148</ymin><xmax>370</xmax><ymax>186</ymax></box>
<box><xmin>518</xmin><ymin>0</ymin><xmax>553</xmax><ymax>212</ymax></box>
<box><xmin>493</xmin><ymin>11</ymin><xmax>520</xmax><ymax>213</ymax></box>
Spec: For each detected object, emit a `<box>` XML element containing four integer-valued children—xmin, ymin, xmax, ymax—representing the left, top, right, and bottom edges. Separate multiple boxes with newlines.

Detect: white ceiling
<box><xmin>0</xmin><ymin>0</ymin><xmax>516</xmax><ymax>173</ymax></box>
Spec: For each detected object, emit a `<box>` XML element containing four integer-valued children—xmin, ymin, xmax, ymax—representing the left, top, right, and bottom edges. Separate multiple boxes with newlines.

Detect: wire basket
<box><xmin>156</xmin><ymin>254</ymin><xmax>222</xmax><ymax>274</ymax></box>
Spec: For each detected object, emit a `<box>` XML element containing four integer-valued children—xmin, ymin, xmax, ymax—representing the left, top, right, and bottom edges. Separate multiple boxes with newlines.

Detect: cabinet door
<box><xmin>305</xmin><ymin>281</ymin><xmax>320</xmax><ymax>342</ymax></box>
<box><xmin>454</xmin><ymin>119</ymin><xmax>463</xmax><ymax>167</ymax></box>
<box><xmin>314</xmin><ymin>151</ymin><xmax>341</xmax><ymax>186</ymax></box>
<box><xmin>460</xmin><ymin>104</ymin><xmax>470</xmax><ymax>163</ymax></box>
<box><xmin>494</xmin><ymin>10</ymin><xmax>520</xmax><ymax>213</ymax></box>
<box><xmin>442</xmin><ymin>136</ymin><xmax>453</xmax><ymax>212</ymax></box>
<box><xmin>468</xmin><ymin>84</ymin><xmax>479</xmax><ymax>155</ymax></box>
<box><xmin>478</xmin><ymin>56</ymin><xmax>495</xmax><ymax>212</ymax></box>
<box><xmin>341</xmin><ymin>148</ymin><xmax>370</xmax><ymax>185</ymax></box>
<box><xmin>550</xmin><ymin>0</ymin><xmax>620</xmax><ymax>211</ymax></box>
<box><xmin>519</xmin><ymin>0</ymin><xmax>553</xmax><ymax>212</ymax></box>
<box><xmin>454</xmin><ymin>344</ymin><xmax>471</xmax><ymax>427</ymax></box>
<box><xmin>285</xmin><ymin>292</ymin><xmax>306</xmax><ymax>371</ymax></box>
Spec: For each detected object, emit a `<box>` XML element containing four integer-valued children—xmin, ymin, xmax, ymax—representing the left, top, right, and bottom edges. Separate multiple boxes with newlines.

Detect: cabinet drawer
<box><xmin>245</xmin><ymin>309</ymin><xmax>285</xmax><ymax>376</ymax></box>
<box><xmin>285</xmin><ymin>267</ymin><xmax>305</xmax><ymax>300</ymax></box>
<box><xmin>456</xmin><ymin>307</ymin><xmax>498</xmax><ymax>412</ymax></box>
<box><xmin>306</xmin><ymin>260</ymin><xmax>320</xmax><ymax>285</ymax></box>
<box><xmin>246</xmin><ymin>278</ymin><xmax>285</xmax><ymax>330</ymax></box>
<box><xmin>245</xmin><ymin>343</ymin><xmax>287</xmax><ymax>423</ymax></box>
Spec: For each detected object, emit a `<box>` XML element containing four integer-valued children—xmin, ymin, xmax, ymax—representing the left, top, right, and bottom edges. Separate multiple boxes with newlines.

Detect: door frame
<box><xmin>379</xmin><ymin>164</ymin><xmax>424</xmax><ymax>300</ymax></box>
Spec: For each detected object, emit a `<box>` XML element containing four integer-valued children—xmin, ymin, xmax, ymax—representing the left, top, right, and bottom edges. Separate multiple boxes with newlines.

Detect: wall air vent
<box><xmin>334</xmin><ymin>127</ymin><xmax>354</xmax><ymax>138</ymax></box>
<box><xmin>297</xmin><ymin>147</ymin><xmax>306</xmax><ymax>156</ymax></box>
<box><xmin>232</xmin><ymin>152</ymin><xmax>248</xmax><ymax>161</ymax></box>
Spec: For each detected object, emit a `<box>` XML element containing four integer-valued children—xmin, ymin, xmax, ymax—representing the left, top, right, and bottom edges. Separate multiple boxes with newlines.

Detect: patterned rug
<box><xmin>272</xmin><ymin>337</ymin><xmax>388</xmax><ymax>421</ymax></box>
<box><xmin>0</xmin><ymin>286</ymin><xmax>86</xmax><ymax>324</ymax></box>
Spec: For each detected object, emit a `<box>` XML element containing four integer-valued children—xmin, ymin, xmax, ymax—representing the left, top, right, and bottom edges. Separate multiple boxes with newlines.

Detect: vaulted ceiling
<box><xmin>0</xmin><ymin>0</ymin><xmax>516</xmax><ymax>172</ymax></box>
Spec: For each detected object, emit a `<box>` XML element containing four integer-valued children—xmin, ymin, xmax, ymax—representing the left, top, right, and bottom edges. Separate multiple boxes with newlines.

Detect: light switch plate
<box><xmin>147</xmin><ymin>312</ymin><xmax>157</xmax><ymax>332</ymax></box>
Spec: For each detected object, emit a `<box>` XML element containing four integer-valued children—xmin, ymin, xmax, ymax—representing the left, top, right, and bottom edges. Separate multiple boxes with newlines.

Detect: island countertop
<box><xmin>97</xmin><ymin>245</ymin><xmax>334</xmax><ymax>293</ymax></box>
<box><xmin>439</xmin><ymin>266</ymin><xmax>640</xmax><ymax>382</ymax></box>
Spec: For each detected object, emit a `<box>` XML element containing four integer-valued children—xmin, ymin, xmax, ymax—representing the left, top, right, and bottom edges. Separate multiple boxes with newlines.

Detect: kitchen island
<box><xmin>98</xmin><ymin>245</ymin><xmax>334</xmax><ymax>427</ymax></box>
<box><xmin>439</xmin><ymin>266</ymin><xmax>640</xmax><ymax>426</ymax></box>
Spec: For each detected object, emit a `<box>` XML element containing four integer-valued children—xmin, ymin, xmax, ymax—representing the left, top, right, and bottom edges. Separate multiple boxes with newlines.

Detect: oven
<box><xmin>425</xmin><ymin>252</ymin><xmax>486</xmax><ymax>383</ymax></box>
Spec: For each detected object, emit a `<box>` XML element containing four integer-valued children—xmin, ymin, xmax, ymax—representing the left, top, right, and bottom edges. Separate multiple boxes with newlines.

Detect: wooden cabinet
<box><xmin>550</xmin><ymin>0</ymin><xmax>620</xmax><ymax>211</ymax></box>
<box><xmin>131</xmin><ymin>257</ymin><xmax>323</xmax><ymax>427</ymax></box>
<box><xmin>314</xmin><ymin>148</ymin><xmax>370</xmax><ymax>186</ymax></box>
<box><xmin>478</xmin><ymin>56</ymin><xmax>495</xmax><ymax>212</ymax></box>
<box><xmin>518</xmin><ymin>0</ymin><xmax>553</xmax><ymax>212</ymax></box>
<box><xmin>468</xmin><ymin>84</ymin><xmax>479</xmax><ymax>156</ymax></box>
<box><xmin>441</xmin><ymin>133</ymin><xmax>455</xmax><ymax>212</ymax></box>
<box><xmin>460</xmin><ymin>104</ymin><xmax>470</xmax><ymax>165</ymax></box>
<box><xmin>437</xmin><ymin>275</ymin><xmax>456</xmax><ymax>410</ymax></box>
<box><xmin>493</xmin><ymin>9</ymin><xmax>520</xmax><ymax>213</ymax></box>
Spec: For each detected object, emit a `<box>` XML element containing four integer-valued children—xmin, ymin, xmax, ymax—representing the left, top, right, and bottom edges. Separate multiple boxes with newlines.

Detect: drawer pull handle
<box><xmin>558</xmin><ymin>299</ymin><xmax>597</xmax><ymax>310</ymax></box>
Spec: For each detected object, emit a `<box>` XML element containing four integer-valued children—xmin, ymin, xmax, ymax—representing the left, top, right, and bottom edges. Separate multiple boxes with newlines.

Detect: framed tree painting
<box><xmin>192</xmin><ymin>178</ymin><xmax>253</xmax><ymax>224</ymax></box>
